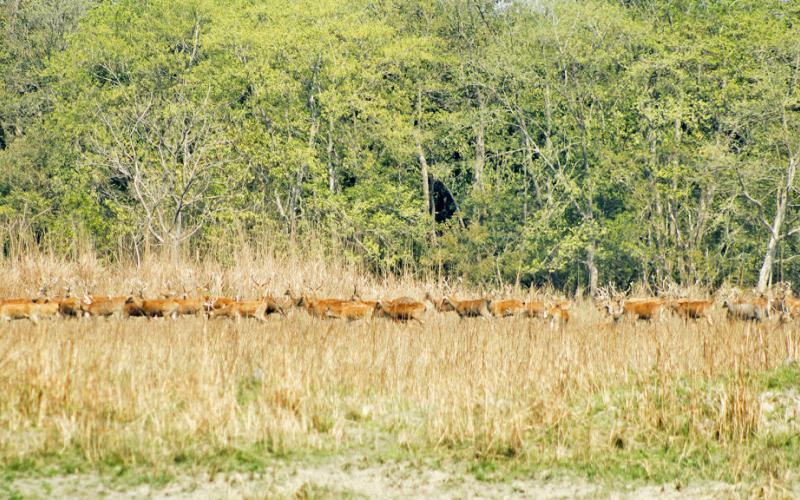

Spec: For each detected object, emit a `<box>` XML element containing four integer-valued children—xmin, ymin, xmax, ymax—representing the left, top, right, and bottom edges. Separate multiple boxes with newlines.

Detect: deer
<box><xmin>598</xmin><ymin>285</ymin><xmax>665</xmax><ymax>322</ymax></box>
<box><xmin>442</xmin><ymin>296</ymin><xmax>492</xmax><ymax>318</ymax></box>
<box><xmin>374</xmin><ymin>299</ymin><xmax>426</xmax><ymax>323</ymax></box>
<box><xmin>284</xmin><ymin>287</ymin><xmax>348</xmax><ymax>318</ymax></box>
<box><xmin>424</xmin><ymin>292</ymin><xmax>456</xmax><ymax>313</ymax></box>
<box><xmin>207</xmin><ymin>300</ymin><xmax>269</xmax><ymax>322</ymax></box>
<box><xmin>771</xmin><ymin>282</ymin><xmax>800</xmax><ymax>321</ymax></box>
<box><xmin>251</xmin><ymin>276</ymin><xmax>286</xmax><ymax>317</ymax></box>
<box><xmin>325</xmin><ymin>301</ymin><xmax>374</xmax><ymax>321</ymax></box>
<box><xmin>195</xmin><ymin>282</ymin><xmax>239</xmax><ymax>312</ymax></box>
<box><xmin>81</xmin><ymin>294</ymin><xmax>130</xmax><ymax>318</ymax></box>
<box><xmin>670</xmin><ymin>299</ymin><xmax>714</xmax><ymax>323</ymax></box>
<box><xmin>722</xmin><ymin>299</ymin><xmax>767</xmax><ymax>322</ymax></box>
<box><xmin>0</xmin><ymin>280</ymin><xmax>61</xmax><ymax>324</ymax></box>
<box><xmin>158</xmin><ymin>284</ymin><xmax>205</xmax><ymax>317</ymax></box>
<box><xmin>25</xmin><ymin>279</ymin><xmax>82</xmax><ymax>318</ymax></box>
<box><xmin>173</xmin><ymin>288</ymin><xmax>208</xmax><ymax>316</ymax></box>
<box><xmin>0</xmin><ymin>285</ymin><xmax>46</xmax><ymax>304</ymax></box>
<box><xmin>0</xmin><ymin>296</ymin><xmax>36</xmax><ymax>305</ymax></box>
<box><xmin>207</xmin><ymin>295</ymin><xmax>238</xmax><ymax>311</ymax></box>
<box><xmin>524</xmin><ymin>299</ymin><xmax>548</xmax><ymax>319</ymax></box>
<box><xmin>0</xmin><ymin>300</ymin><xmax>59</xmax><ymax>324</ymax></box>
<box><xmin>128</xmin><ymin>298</ymin><xmax>179</xmax><ymax>319</ymax></box>
<box><xmin>489</xmin><ymin>298</ymin><xmax>526</xmax><ymax>318</ymax></box>
<box><xmin>547</xmin><ymin>301</ymin><xmax>570</xmax><ymax>329</ymax></box>
<box><xmin>126</xmin><ymin>284</ymin><xmax>181</xmax><ymax>319</ymax></box>
<box><xmin>351</xmin><ymin>285</ymin><xmax>379</xmax><ymax>308</ymax></box>
<box><xmin>75</xmin><ymin>280</ymin><xmax>130</xmax><ymax>318</ymax></box>
<box><xmin>658</xmin><ymin>281</ymin><xmax>714</xmax><ymax>324</ymax></box>
<box><xmin>720</xmin><ymin>289</ymin><xmax>770</xmax><ymax>322</ymax></box>
<box><xmin>53</xmin><ymin>282</ymin><xmax>84</xmax><ymax>318</ymax></box>
<box><xmin>32</xmin><ymin>278</ymin><xmax>58</xmax><ymax>301</ymax></box>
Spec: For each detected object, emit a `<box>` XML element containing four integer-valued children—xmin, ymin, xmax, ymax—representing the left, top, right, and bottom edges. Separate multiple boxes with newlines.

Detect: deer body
<box><xmin>723</xmin><ymin>299</ymin><xmax>767</xmax><ymax>322</ymax></box>
<box><xmin>490</xmin><ymin>299</ymin><xmax>525</xmax><ymax>317</ymax></box>
<box><xmin>209</xmin><ymin>301</ymin><xmax>268</xmax><ymax>321</ymax></box>
<box><xmin>424</xmin><ymin>293</ymin><xmax>456</xmax><ymax>313</ymax></box>
<box><xmin>81</xmin><ymin>296</ymin><xmax>129</xmax><ymax>318</ymax></box>
<box><xmin>525</xmin><ymin>300</ymin><xmax>548</xmax><ymax>319</ymax></box>
<box><xmin>374</xmin><ymin>300</ymin><xmax>426</xmax><ymax>322</ymax></box>
<box><xmin>0</xmin><ymin>300</ymin><xmax>60</xmax><ymax>323</ymax></box>
<box><xmin>671</xmin><ymin>299</ymin><xmax>714</xmax><ymax>322</ymax></box>
<box><xmin>548</xmin><ymin>302</ymin><xmax>570</xmax><ymax>329</ymax></box>
<box><xmin>326</xmin><ymin>301</ymin><xmax>373</xmax><ymax>320</ymax></box>
<box><xmin>127</xmin><ymin>298</ymin><xmax>179</xmax><ymax>319</ymax></box>
<box><xmin>443</xmin><ymin>297</ymin><xmax>491</xmax><ymax>318</ymax></box>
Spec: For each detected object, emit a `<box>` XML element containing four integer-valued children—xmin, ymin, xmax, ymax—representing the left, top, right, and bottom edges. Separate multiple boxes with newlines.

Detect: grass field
<box><xmin>1</xmin><ymin>252</ymin><xmax>799</xmax><ymax>497</ymax></box>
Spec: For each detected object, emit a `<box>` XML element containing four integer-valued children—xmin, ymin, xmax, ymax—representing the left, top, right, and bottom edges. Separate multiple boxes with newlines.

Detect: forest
<box><xmin>1</xmin><ymin>0</ymin><xmax>799</xmax><ymax>295</ymax></box>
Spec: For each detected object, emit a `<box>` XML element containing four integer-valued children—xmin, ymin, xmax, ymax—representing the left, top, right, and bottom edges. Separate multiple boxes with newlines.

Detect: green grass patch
<box><xmin>761</xmin><ymin>363</ymin><xmax>800</xmax><ymax>390</ymax></box>
<box><xmin>2</xmin><ymin>366</ymin><xmax>800</xmax><ymax>491</ymax></box>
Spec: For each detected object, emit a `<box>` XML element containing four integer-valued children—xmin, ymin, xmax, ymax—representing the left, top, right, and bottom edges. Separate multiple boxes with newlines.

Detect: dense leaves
<box><xmin>1</xmin><ymin>0</ymin><xmax>799</xmax><ymax>291</ymax></box>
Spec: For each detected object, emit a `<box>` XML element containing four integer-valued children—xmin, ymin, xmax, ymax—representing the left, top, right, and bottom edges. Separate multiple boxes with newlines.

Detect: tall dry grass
<box><xmin>0</xmin><ymin>249</ymin><xmax>798</xmax><ymax>487</ymax></box>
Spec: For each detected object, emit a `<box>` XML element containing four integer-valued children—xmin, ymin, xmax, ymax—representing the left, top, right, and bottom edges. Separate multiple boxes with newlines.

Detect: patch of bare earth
<box><xmin>8</xmin><ymin>457</ymin><xmax>742</xmax><ymax>499</ymax></box>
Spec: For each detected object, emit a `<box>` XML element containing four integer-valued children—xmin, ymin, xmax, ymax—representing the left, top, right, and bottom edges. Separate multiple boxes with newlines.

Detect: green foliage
<box><xmin>1</xmin><ymin>0</ymin><xmax>800</xmax><ymax>289</ymax></box>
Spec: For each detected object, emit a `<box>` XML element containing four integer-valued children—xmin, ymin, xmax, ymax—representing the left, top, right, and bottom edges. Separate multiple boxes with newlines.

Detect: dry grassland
<box><xmin>1</xmin><ymin>251</ymin><xmax>799</xmax><ymax>497</ymax></box>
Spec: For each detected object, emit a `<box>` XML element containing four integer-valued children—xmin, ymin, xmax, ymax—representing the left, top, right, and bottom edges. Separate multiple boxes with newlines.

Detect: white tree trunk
<box><xmin>756</xmin><ymin>157</ymin><xmax>796</xmax><ymax>292</ymax></box>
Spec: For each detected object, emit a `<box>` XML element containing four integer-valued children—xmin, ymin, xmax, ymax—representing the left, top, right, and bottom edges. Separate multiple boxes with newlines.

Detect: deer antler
<box><xmin>250</xmin><ymin>274</ymin><xmax>267</xmax><ymax>290</ymax></box>
<box><xmin>595</xmin><ymin>285</ymin><xmax>610</xmax><ymax>302</ymax></box>
<box><xmin>38</xmin><ymin>277</ymin><xmax>57</xmax><ymax>297</ymax></box>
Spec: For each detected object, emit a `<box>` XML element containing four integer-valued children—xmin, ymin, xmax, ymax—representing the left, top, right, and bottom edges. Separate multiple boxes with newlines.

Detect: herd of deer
<box><xmin>596</xmin><ymin>282</ymin><xmax>800</xmax><ymax>324</ymax></box>
<box><xmin>0</xmin><ymin>278</ymin><xmax>799</xmax><ymax>327</ymax></box>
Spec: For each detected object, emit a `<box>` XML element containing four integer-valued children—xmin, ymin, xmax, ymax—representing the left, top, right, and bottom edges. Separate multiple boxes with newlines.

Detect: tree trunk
<box><xmin>326</xmin><ymin>115</ymin><xmax>336</xmax><ymax>193</ymax></box>
<box><xmin>474</xmin><ymin>89</ymin><xmax>485</xmax><ymax>190</ymax></box>
<box><xmin>757</xmin><ymin>224</ymin><xmax>781</xmax><ymax>293</ymax></box>
<box><xmin>756</xmin><ymin>158</ymin><xmax>796</xmax><ymax>292</ymax></box>
<box><xmin>586</xmin><ymin>242</ymin><xmax>598</xmax><ymax>297</ymax></box>
<box><xmin>418</xmin><ymin>141</ymin><xmax>431</xmax><ymax>216</ymax></box>
<box><xmin>171</xmin><ymin>211</ymin><xmax>182</xmax><ymax>263</ymax></box>
<box><xmin>416</xmin><ymin>87</ymin><xmax>431</xmax><ymax>215</ymax></box>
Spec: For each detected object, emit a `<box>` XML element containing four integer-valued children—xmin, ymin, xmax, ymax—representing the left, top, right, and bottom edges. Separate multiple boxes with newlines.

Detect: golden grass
<box><xmin>0</xmin><ymin>250</ymin><xmax>799</xmax><ymax>488</ymax></box>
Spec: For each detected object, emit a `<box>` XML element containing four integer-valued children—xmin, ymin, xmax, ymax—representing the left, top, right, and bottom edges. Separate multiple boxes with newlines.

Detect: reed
<box><xmin>0</xmin><ymin>249</ymin><xmax>798</xmax><ymax>489</ymax></box>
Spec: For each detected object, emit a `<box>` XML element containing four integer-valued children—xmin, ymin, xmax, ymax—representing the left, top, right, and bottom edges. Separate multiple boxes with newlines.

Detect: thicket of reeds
<box><xmin>0</xmin><ymin>241</ymin><xmax>798</xmax><ymax>493</ymax></box>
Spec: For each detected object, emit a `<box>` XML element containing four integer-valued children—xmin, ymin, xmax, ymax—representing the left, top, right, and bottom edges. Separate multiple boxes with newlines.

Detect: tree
<box><xmin>732</xmin><ymin>27</ymin><xmax>800</xmax><ymax>291</ymax></box>
<box><xmin>89</xmin><ymin>90</ymin><xmax>233</xmax><ymax>257</ymax></box>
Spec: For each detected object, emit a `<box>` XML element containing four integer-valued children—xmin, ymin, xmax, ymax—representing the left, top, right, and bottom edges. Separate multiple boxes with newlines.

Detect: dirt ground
<box><xmin>6</xmin><ymin>457</ymin><xmax>745</xmax><ymax>499</ymax></box>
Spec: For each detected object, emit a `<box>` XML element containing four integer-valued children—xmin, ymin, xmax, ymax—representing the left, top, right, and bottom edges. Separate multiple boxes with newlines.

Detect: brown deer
<box><xmin>127</xmin><ymin>298</ymin><xmax>179</xmax><ymax>319</ymax></box>
<box><xmin>208</xmin><ymin>300</ymin><xmax>268</xmax><ymax>322</ymax></box>
<box><xmin>325</xmin><ymin>301</ymin><xmax>374</xmax><ymax>321</ymax></box>
<box><xmin>524</xmin><ymin>299</ymin><xmax>548</xmax><ymax>319</ymax></box>
<box><xmin>442</xmin><ymin>297</ymin><xmax>492</xmax><ymax>318</ymax></box>
<box><xmin>53</xmin><ymin>282</ymin><xmax>84</xmax><ymax>317</ymax></box>
<box><xmin>658</xmin><ymin>282</ymin><xmax>714</xmax><ymax>324</ymax></box>
<box><xmin>0</xmin><ymin>299</ymin><xmax>60</xmax><ymax>323</ymax></box>
<box><xmin>159</xmin><ymin>285</ymin><xmax>206</xmax><ymax>317</ymax></box>
<box><xmin>374</xmin><ymin>299</ymin><xmax>426</xmax><ymax>322</ymax></box>
<box><xmin>351</xmin><ymin>285</ymin><xmax>379</xmax><ymax>308</ymax></box>
<box><xmin>771</xmin><ymin>282</ymin><xmax>800</xmax><ymax>321</ymax></box>
<box><xmin>547</xmin><ymin>301</ymin><xmax>570</xmax><ymax>329</ymax></box>
<box><xmin>424</xmin><ymin>292</ymin><xmax>456</xmax><ymax>313</ymax></box>
<box><xmin>670</xmin><ymin>299</ymin><xmax>714</xmax><ymax>323</ymax></box>
<box><xmin>33</xmin><ymin>280</ymin><xmax>83</xmax><ymax>318</ymax></box>
<box><xmin>81</xmin><ymin>295</ymin><xmax>130</xmax><ymax>318</ymax></box>
<box><xmin>285</xmin><ymin>288</ymin><xmax>348</xmax><ymax>318</ymax></box>
<box><xmin>489</xmin><ymin>299</ymin><xmax>526</xmax><ymax>318</ymax></box>
<box><xmin>598</xmin><ymin>285</ymin><xmax>664</xmax><ymax>322</ymax></box>
<box><xmin>251</xmin><ymin>277</ymin><xmax>286</xmax><ymax>317</ymax></box>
